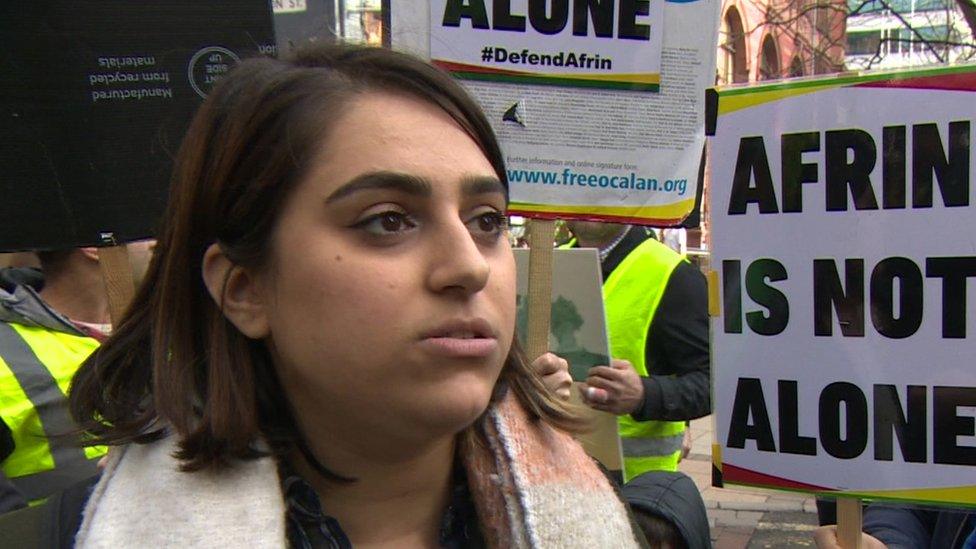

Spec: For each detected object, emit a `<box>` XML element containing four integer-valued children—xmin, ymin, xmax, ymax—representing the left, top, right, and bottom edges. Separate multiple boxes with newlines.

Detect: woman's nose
<box><xmin>426</xmin><ymin>221</ymin><xmax>491</xmax><ymax>296</ymax></box>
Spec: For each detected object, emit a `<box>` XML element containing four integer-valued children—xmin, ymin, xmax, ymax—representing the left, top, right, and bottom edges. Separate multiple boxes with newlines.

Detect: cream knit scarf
<box><xmin>76</xmin><ymin>394</ymin><xmax>643</xmax><ymax>548</ymax></box>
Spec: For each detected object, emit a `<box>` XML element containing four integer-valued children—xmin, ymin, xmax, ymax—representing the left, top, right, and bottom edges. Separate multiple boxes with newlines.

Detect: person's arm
<box><xmin>630</xmin><ymin>262</ymin><xmax>711</xmax><ymax>422</ymax></box>
<box><xmin>862</xmin><ymin>504</ymin><xmax>940</xmax><ymax>548</ymax></box>
<box><xmin>813</xmin><ymin>504</ymin><xmax>941</xmax><ymax>549</ymax></box>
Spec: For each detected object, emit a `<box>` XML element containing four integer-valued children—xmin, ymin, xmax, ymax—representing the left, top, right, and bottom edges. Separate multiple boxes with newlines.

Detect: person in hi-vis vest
<box><xmin>565</xmin><ymin>221</ymin><xmax>711</xmax><ymax>481</ymax></box>
<box><xmin>0</xmin><ymin>243</ymin><xmax>153</xmax><ymax>511</ymax></box>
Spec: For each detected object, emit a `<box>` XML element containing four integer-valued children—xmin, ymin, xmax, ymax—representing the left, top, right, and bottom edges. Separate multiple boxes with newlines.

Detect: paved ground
<box><xmin>678</xmin><ymin>416</ymin><xmax>821</xmax><ymax>548</ymax></box>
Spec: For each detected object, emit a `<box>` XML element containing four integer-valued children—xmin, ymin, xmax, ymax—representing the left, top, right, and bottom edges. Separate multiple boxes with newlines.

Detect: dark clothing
<box><xmin>0</xmin><ymin>418</ymin><xmax>13</xmax><ymax>461</ymax></box>
<box><xmin>0</xmin><ymin>473</ymin><xmax>96</xmax><ymax>548</ymax></box>
<box><xmin>284</xmin><ymin>468</ymin><xmax>352</xmax><ymax>549</ymax></box>
<box><xmin>863</xmin><ymin>503</ymin><xmax>973</xmax><ymax>549</ymax></box>
<box><xmin>0</xmin><ymin>268</ymin><xmax>43</xmax><ymax>293</ymax></box>
<box><xmin>0</xmin><ymin>471</ymin><xmax>26</xmax><ymax>514</ymax></box>
<box><xmin>599</xmin><ymin>228</ymin><xmax>712</xmax><ymax>422</ymax></box>
<box><xmin>0</xmin><ymin>421</ymin><xmax>27</xmax><ymax>513</ymax></box>
<box><xmin>623</xmin><ymin>471</ymin><xmax>712</xmax><ymax>549</ymax></box>
<box><xmin>281</xmin><ymin>462</ymin><xmax>484</xmax><ymax>549</ymax></box>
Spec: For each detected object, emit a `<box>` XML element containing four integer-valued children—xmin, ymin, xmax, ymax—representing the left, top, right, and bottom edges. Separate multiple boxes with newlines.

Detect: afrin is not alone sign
<box><xmin>710</xmin><ymin>65</ymin><xmax>976</xmax><ymax>506</ymax></box>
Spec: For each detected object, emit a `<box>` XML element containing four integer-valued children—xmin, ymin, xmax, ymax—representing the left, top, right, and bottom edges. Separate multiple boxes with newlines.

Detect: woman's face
<box><xmin>262</xmin><ymin>92</ymin><xmax>515</xmax><ymax>447</ymax></box>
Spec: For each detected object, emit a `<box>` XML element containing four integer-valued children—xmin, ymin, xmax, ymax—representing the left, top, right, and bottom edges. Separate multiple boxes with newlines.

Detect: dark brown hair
<box><xmin>632</xmin><ymin>510</ymin><xmax>685</xmax><ymax>549</ymax></box>
<box><xmin>70</xmin><ymin>43</ymin><xmax>581</xmax><ymax>472</ymax></box>
<box><xmin>35</xmin><ymin>249</ymin><xmax>75</xmax><ymax>275</ymax></box>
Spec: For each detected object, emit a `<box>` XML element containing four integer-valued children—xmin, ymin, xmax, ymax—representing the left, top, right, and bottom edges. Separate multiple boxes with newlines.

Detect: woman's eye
<box><xmin>468</xmin><ymin>211</ymin><xmax>509</xmax><ymax>236</ymax></box>
<box><xmin>356</xmin><ymin>211</ymin><xmax>416</xmax><ymax>235</ymax></box>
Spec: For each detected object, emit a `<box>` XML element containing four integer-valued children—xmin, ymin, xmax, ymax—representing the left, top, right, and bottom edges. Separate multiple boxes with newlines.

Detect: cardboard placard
<box><xmin>0</xmin><ymin>1</ymin><xmax>274</xmax><ymax>251</ymax></box>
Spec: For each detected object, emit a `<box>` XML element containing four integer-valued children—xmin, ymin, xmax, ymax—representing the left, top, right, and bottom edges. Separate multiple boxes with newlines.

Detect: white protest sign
<box><xmin>431</xmin><ymin>0</ymin><xmax>663</xmax><ymax>91</ymax></box>
<box><xmin>391</xmin><ymin>0</ymin><xmax>719</xmax><ymax>225</ymax></box>
<box><xmin>710</xmin><ymin>65</ymin><xmax>976</xmax><ymax>506</ymax></box>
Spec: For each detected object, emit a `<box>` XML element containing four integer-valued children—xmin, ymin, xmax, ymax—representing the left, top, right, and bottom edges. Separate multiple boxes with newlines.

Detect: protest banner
<box><xmin>391</xmin><ymin>0</ymin><xmax>719</xmax><ymax>225</ymax></box>
<box><xmin>0</xmin><ymin>1</ymin><xmax>274</xmax><ymax>252</ymax></box>
<box><xmin>431</xmin><ymin>0</ymin><xmax>664</xmax><ymax>91</ymax></box>
<box><xmin>710</xmin><ymin>64</ymin><xmax>976</xmax><ymax>507</ymax></box>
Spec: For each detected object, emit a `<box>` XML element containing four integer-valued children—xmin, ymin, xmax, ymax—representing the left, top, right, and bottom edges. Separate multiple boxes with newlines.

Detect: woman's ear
<box><xmin>201</xmin><ymin>243</ymin><xmax>270</xmax><ymax>339</ymax></box>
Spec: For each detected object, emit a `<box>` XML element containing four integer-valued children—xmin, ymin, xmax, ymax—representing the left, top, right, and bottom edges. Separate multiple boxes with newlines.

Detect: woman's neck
<box><xmin>290</xmin><ymin>434</ymin><xmax>457</xmax><ymax>549</ymax></box>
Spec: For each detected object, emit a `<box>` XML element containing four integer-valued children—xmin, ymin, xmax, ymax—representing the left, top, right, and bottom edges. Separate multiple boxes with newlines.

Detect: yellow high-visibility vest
<box><xmin>603</xmin><ymin>238</ymin><xmax>688</xmax><ymax>481</ymax></box>
<box><xmin>0</xmin><ymin>322</ymin><xmax>105</xmax><ymax>502</ymax></box>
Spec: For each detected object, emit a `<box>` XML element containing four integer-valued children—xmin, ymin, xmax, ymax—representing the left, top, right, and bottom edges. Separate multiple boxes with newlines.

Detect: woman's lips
<box><xmin>419</xmin><ymin>336</ymin><xmax>498</xmax><ymax>358</ymax></box>
<box><xmin>420</xmin><ymin>318</ymin><xmax>497</xmax><ymax>358</ymax></box>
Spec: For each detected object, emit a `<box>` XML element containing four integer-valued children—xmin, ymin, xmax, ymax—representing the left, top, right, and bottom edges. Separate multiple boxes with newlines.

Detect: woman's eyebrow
<box><xmin>461</xmin><ymin>175</ymin><xmax>507</xmax><ymax>199</ymax></box>
<box><xmin>325</xmin><ymin>171</ymin><xmax>431</xmax><ymax>204</ymax></box>
<box><xmin>325</xmin><ymin>172</ymin><xmax>506</xmax><ymax>203</ymax></box>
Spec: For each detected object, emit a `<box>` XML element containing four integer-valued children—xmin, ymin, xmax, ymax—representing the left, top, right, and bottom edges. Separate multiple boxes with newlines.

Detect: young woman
<box><xmin>68</xmin><ymin>44</ymin><xmax>644</xmax><ymax>548</ymax></box>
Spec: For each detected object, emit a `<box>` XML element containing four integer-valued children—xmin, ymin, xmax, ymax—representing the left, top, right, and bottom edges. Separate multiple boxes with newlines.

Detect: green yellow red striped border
<box><xmin>717</xmin><ymin>63</ymin><xmax>976</xmax><ymax>116</ymax></box>
<box><xmin>716</xmin><ymin>457</ymin><xmax>976</xmax><ymax>507</ymax></box>
<box><xmin>433</xmin><ymin>59</ymin><xmax>660</xmax><ymax>92</ymax></box>
<box><xmin>510</xmin><ymin>198</ymin><xmax>695</xmax><ymax>224</ymax></box>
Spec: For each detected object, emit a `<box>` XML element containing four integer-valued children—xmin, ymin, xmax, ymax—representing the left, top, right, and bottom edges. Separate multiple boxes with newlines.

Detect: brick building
<box><xmin>717</xmin><ymin>0</ymin><xmax>848</xmax><ymax>83</ymax></box>
<box><xmin>846</xmin><ymin>0</ymin><xmax>975</xmax><ymax>70</ymax></box>
<box><xmin>695</xmin><ymin>0</ymin><xmax>849</xmax><ymax>252</ymax></box>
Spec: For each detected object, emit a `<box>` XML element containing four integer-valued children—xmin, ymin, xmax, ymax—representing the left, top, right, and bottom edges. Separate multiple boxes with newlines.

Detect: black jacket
<box><xmin>599</xmin><ymin>228</ymin><xmax>711</xmax><ymax>422</ymax></box>
<box><xmin>622</xmin><ymin>470</ymin><xmax>712</xmax><ymax>549</ymax></box>
<box><xmin>864</xmin><ymin>503</ymin><xmax>973</xmax><ymax>548</ymax></box>
<box><xmin>0</xmin><ymin>473</ymin><xmax>95</xmax><ymax>548</ymax></box>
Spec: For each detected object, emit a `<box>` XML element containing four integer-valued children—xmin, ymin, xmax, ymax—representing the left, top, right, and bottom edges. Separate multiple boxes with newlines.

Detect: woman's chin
<box><xmin>413</xmin><ymin>389</ymin><xmax>495</xmax><ymax>437</ymax></box>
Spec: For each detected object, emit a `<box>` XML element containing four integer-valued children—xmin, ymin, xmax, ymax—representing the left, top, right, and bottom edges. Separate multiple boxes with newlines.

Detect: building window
<box><xmin>759</xmin><ymin>35</ymin><xmax>781</xmax><ymax>80</ymax></box>
<box><xmin>848</xmin><ymin>30</ymin><xmax>882</xmax><ymax>55</ymax></box>
<box><xmin>847</xmin><ymin>0</ymin><xmax>950</xmax><ymax>13</ymax></box>
<box><xmin>911</xmin><ymin>25</ymin><xmax>952</xmax><ymax>54</ymax></box>
<box><xmin>721</xmin><ymin>7</ymin><xmax>749</xmax><ymax>83</ymax></box>
<box><xmin>789</xmin><ymin>56</ymin><xmax>805</xmax><ymax>77</ymax></box>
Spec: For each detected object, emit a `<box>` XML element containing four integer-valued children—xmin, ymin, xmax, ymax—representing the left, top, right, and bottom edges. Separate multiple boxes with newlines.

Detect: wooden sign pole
<box><xmin>836</xmin><ymin>497</ymin><xmax>864</xmax><ymax>549</ymax></box>
<box><xmin>97</xmin><ymin>235</ymin><xmax>136</xmax><ymax>326</ymax></box>
<box><xmin>525</xmin><ymin>219</ymin><xmax>556</xmax><ymax>360</ymax></box>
